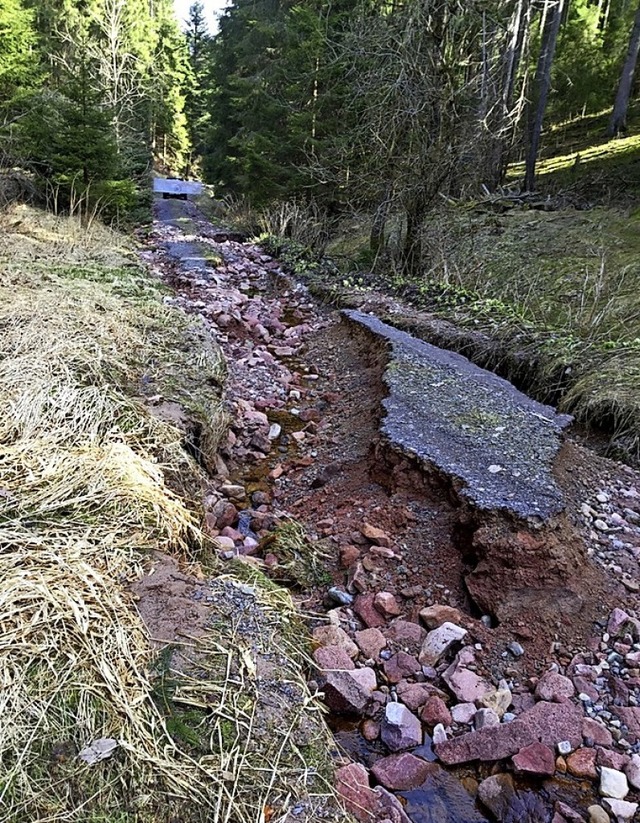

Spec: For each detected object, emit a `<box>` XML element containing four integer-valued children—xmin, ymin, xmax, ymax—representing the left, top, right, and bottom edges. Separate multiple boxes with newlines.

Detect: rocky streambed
<box><xmin>144</xmin><ymin>197</ymin><xmax>640</xmax><ymax>823</ymax></box>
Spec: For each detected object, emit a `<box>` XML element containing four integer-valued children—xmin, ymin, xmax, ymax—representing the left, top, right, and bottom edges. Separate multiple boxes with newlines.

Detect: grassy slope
<box><xmin>319</xmin><ymin>111</ymin><xmax>640</xmax><ymax>458</ymax></box>
<box><xmin>0</xmin><ymin>205</ymin><xmax>345</xmax><ymax>823</ymax></box>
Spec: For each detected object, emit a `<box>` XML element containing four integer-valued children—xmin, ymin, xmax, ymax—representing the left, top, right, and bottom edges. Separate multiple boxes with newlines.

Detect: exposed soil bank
<box><xmin>150</xmin><ymin>196</ymin><xmax>640</xmax><ymax>823</ymax></box>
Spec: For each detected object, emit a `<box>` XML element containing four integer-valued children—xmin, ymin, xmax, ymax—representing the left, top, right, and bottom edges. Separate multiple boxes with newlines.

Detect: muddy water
<box><xmin>330</xmin><ymin>716</ymin><xmax>599</xmax><ymax>822</ymax></box>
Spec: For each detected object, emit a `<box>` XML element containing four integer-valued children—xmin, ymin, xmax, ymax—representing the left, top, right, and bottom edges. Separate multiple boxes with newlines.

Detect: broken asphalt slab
<box><xmin>343</xmin><ymin>309</ymin><xmax>572</xmax><ymax>520</ymax></box>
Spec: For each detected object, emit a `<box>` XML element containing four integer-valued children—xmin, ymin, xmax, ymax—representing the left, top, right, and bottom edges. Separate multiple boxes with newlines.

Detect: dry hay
<box><xmin>0</xmin><ymin>208</ymin><xmax>346</xmax><ymax>822</ymax></box>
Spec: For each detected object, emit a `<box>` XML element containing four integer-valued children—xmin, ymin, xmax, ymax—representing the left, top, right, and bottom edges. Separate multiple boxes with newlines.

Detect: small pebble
<box><xmin>327</xmin><ymin>587</ymin><xmax>353</xmax><ymax>606</ymax></box>
<box><xmin>507</xmin><ymin>641</ymin><xmax>524</xmax><ymax>657</ymax></box>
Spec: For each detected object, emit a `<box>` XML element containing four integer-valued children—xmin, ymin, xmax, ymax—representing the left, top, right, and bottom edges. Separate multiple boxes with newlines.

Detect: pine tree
<box><xmin>185</xmin><ymin>1</ymin><xmax>213</xmax><ymax>164</ymax></box>
<box><xmin>0</xmin><ymin>0</ymin><xmax>39</xmax><ymax>103</ymax></box>
<box><xmin>149</xmin><ymin>0</ymin><xmax>193</xmax><ymax>173</ymax></box>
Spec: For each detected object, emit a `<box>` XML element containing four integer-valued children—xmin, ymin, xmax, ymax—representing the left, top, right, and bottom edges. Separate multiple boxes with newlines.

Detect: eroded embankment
<box><xmin>341</xmin><ymin>309</ymin><xmax>609</xmax><ymax>633</ymax></box>
<box><xmin>148</xmin><ymin>197</ymin><xmax>640</xmax><ymax>823</ymax></box>
<box><xmin>0</xmin><ymin>203</ymin><xmax>345</xmax><ymax>823</ymax></box>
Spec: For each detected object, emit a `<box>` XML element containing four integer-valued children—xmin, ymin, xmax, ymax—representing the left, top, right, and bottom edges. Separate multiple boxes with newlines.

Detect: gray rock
<box><xmin>599</xmin><ymin>767</ymin><xmax>629</xmax><ymax>800</ymax></box>
<box><xmin>601</xmin><ymin>798</ymin><xmax>637</xmax><ymax>822</ymax></box>
<box><xmin>418</xmin><ymin>622</ymin><xmax>467</xmax><ymax>666</ymax></box>
<box><xmin>475</xmin><ymin>708</ymin><xmax>500</xmax><ymax>730</ymax></box>
<box><xmin>432</xmin><ymin>723</ymin><xmax>447</xmax><ymax>744</ymax></box>
<box><xmin>381</xmin><ymin>702</ymin><xmax>423</xmax><ymax>751</ymax></box>
<box><xmin>451</xmin><ymin>703</ymin><xmax>477</xmax><ymax>725</ymax></box>
<box><xmin>327</xmin><ymin>587</ymin><xmax>353</xmax><ymax>606</ymax></box>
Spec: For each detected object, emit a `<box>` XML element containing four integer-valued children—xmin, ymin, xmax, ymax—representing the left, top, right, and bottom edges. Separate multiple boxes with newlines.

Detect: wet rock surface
<box><xmin>147</xmin><ymin>197</ymin><xmax>640</xmax><ymax>823</ymax></box>
<box><xmin>343</xmin><ymin>309</ymin><xmax>572</xmax><ymax>519</ymax></box>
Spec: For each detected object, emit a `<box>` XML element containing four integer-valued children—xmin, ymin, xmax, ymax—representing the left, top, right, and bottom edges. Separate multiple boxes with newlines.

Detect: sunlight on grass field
<box><xmin>510</xmin><ymin>131</ymin><xmax>640</xmax><ymax>178</ymax></box>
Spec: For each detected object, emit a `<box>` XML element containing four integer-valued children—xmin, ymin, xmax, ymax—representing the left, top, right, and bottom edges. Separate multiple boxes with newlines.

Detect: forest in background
<box><xmin>193</xmin><ymin>0</ymin><xmax>640</xmax><ymax>267</ymax></box>
<box><xmin>2</xmin><ymin>0</ymin><xmax>640</xmax><ymax>236</ymax></box>
<box><xmin>0</xmin><ymin>0</ymin><xmax>192</xmax><ymax>221</ymax></box>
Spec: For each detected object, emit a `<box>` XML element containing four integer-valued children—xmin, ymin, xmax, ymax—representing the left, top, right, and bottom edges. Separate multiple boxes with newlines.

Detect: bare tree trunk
<box><xmin>503</xmin><ymin>0</ymin><xmax>527</xmax><ymax>112</ymax></box>
<box><xmin>402</xmin><ymin>197</ymin><xmax>426</xmax><ymax>275</ymax></box>
<box><xmin>490</xmin><ymin>0</ymin><xmax>529</xmax><ymax>184</ymax></box>
<box><xmin>370</xmin><ymin>184</ymin><xmax>392</xmax><ymax>256</ymax></box>
<box><xmin>608</xmin><ymin>4</ymin><xmax>640</xmax><ymax>136</ymax></box>
<box><xmin>524</xmin><ymin>0</ymin><xmax>565</xmax><ymax>192</ymax></box>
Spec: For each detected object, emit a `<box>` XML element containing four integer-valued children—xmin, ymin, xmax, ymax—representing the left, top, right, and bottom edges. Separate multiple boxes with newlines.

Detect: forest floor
<box><xmin>141</xmin><ymin>195</ymin><xmax>640</xmax><ymax>823</ymax></box>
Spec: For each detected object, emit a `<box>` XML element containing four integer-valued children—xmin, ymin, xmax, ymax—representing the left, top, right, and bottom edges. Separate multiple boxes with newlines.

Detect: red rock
<box><xmin>355</xmin><ymin>628</ymin><xmax>387</xmax><ymax>660</ymax></box>
<box><xmin>339</xmin><ymin>545</ymin><xmax>361</xmax><ymax>569</ymax></box>
<box><xmin>384</xmin><ymin>619</ymin><xmax>426</xmax><ymax>651</ymax></box>
<box><xmin>374</xmin><ymin>592</ymin><xmax>402</xmax><ymax>618</ymax></box>
<box><xmin>611</xmin><ymin>677</ymin><xmax>630</xmax><ymax>706</ymax></box>
<box><xmin>335</xmin><ymin>763</ymin><xmax>378</xmax><ymax>822</ymax></box>
<box><xmin>361</xmin><ymin>523</ymin><xmax>392</xmax><ymax>548</ymax></box>
<box><xmin>442</xmin><ymin>647</ymin><xmax>492</xmax><ymax>704</ymax></box>
<box><xmin>573</xmin><ymin>676</ymin><xmax>599</xmax><ymax>703</ymax></box>
<box><xmin>435</xmin><ymin>700</ymin><xmax>583</xmax><ymax>765</ymax></box>
<box><xmin>596</xmin><ymin>747</ymin><xmax>631</xmax><ymax>771</ymax></box>
<box><xmin>361</xmin><ymin>555</ymin><xmax>378</xmax><ymax>573</ymax></box>
<box><xmin>354</xmin><ymin>594</ymin><xmax>386</xmax><ymax>628</ymax></box>
<box><xmin>348</xmin><ymin>561</ymin><xmax>368</xmax><ymax>594</ymax></box>
<box><xmin>608</xmin><ymin>607</ymin><xmax>635</xmax><ymax>637</ymax></box>
<box><xmin>535</xmin><ymin>671</ymin><xmax>575</xmax><ymax>702</ymax></box>
<box><xmin>313</xmin><ymin>645</ymin><xmax>354</xmax><ymax>671</ymax></box>
<box><xmin>512</xmin><ymin>742</ymin><xmax>555</xmax><ymax>776</ymax></box>
<box><xmin>370</xmin><ymin>546</ymin><xmax>396</xmax><ymax>559</ymax></box>
<box><xmin>299</xmin><ymin>408</ymin><xmax>320</xmax><ymax>422</ymax></box>
<box><xmin>371</xmin><ymin>753</ymin><xmax>437</xmax><ymax>791</ymax></box>
<box><xmin>269</xmin><ymin>464</ymin><xmax>284</xmax><ymax>480</ymax></box>
<box><xmin>312</xmin><ymin>626</ymin><xmax>359</xmax><ymax>658</ymax></box>
<box><xmin>421</xmin><ymin>696</ymin><xmax>452</xmax><ymax>728</ymax></box>
<box><xmin>553</xmin><ymin>801</ymin><xmax>586</xmax><ymax>823</ymax></box>
<box><xmin>396</xmin><ymin>682</ymin><xmax>446</xmax><ymax>712</ymax></box>
<box><xmin>400</xmin><ymin>584</ymin><xmax>422</xmax><ymax>598</ymax></box>
<box><xmin>566</xmin><ymin>748</ymin><xmax>597</xmax><ymax>780</ymax></box>
<box><xmin>251</xmin><ymin>432</ymin><xmax>272</xmax><ymax>453</ymax></box>
<box><xmin>419</xmin><ymin>604</ymin><xmax>465</xmax><ymax>629</ymax></box>
<box><xmin>223</xmin><ymin>528</ymin><xmax>246</xmax><ymax>544</ymax></box>
<box><xmin>511</xmin><ymin>693</ymin><xmax>537</xmax><ymax>714</ymax></box>
<box><xmin>582</xmin><ymin>717</ymin><xmax>613</xmax><ymax>748</ymax></box>
<box><xmin>383</xmin><ymin>652</ymin><xmax>421</xmax><ymax>684</ymax></box>
<box><xmin>204</xmin><ymin>512</ymin><xmax>219</xmax><ymax>536</ymax></box>
<box><xmin>362</xmin><ymin>719</ymin><xmax>380</xmax><ymax>741</ymax></box>
<box><xmin>211</xmin><ymin>500</ymin><xmax>238</xmax><ymax>530</ymax></box>
<box><xmin>320</xmin><ymin>666</ymin><xmax>377</xmax><ymax>715</ymax></box>
<box><xmin>614</xmin><ymin>707</ymin><xmax>640</xmax><ymax>743</ymax></box>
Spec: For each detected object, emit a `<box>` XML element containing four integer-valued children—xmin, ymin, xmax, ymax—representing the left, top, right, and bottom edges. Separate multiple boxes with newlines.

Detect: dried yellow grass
<box><xmin>0</xmin><ymin>205</ymin><xmax>345</xmax><ymax>823</ymax></box>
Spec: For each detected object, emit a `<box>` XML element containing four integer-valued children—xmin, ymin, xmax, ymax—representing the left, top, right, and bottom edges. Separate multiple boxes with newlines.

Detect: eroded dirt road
<box><xmin>143</xmin><ymin>197</ymin><xmax>640</xmax><ymax>823</ymax></box>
